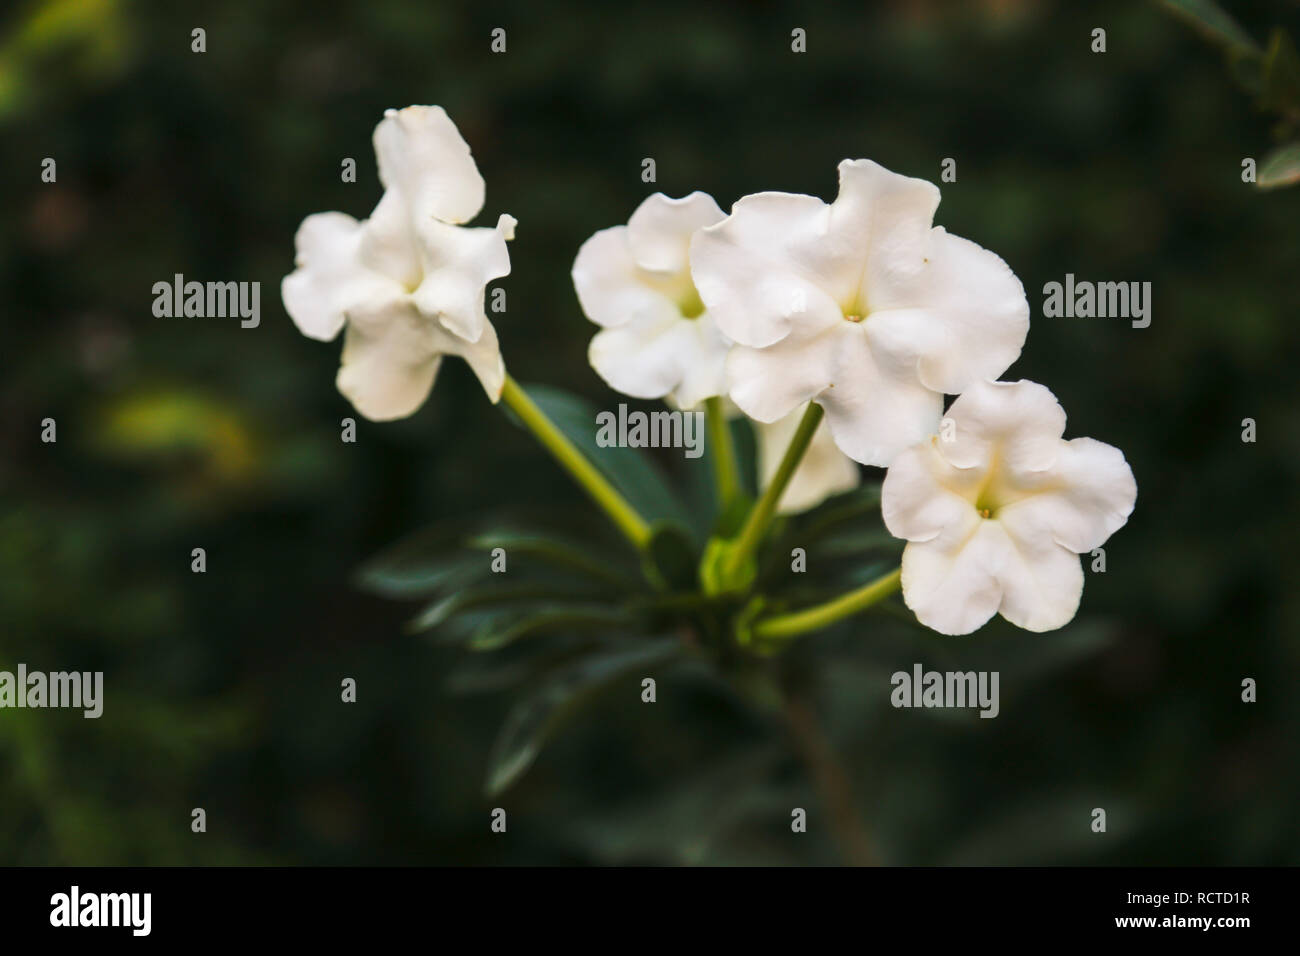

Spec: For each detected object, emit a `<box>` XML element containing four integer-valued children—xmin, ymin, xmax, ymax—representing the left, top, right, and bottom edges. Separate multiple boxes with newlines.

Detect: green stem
<box><xmin>705</xmin><ymin>396</ymin><xmax>740</xmax><ymax>508</ymax></box>
<box><xmin>721</xmin><ymin>402</ymin><xmax>823</xmax><ymax>580</ymax></box>
<box><xmin>499</xmin><ymin>375</ymin><xmax>652</xmax><ymax>550</ymax></box>
<box><xmin>753</xmin><ymin>567</ymin><xmax>902</xmax><ymax>642</ymax></box>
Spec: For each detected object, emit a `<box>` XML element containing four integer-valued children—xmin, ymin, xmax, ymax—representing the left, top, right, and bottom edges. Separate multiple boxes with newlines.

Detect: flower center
<box><xmin>972</xmin><ymin>450</ymin><xmax>1007</xmax><ymax>518</ymax></box>
<box><xmin>678</xmin><ymin>286</ymin><xmax>706</xmax><ymax>320</ymax></box>
<box><xmin>842</xmin><ymin>273</ymin><xmax>872</xmax><ymax>322</ymax></box>
<box><xmin>975</xmin><ymin>485</ymin><xmax>1001</xmax><ymax>517</ymax></box>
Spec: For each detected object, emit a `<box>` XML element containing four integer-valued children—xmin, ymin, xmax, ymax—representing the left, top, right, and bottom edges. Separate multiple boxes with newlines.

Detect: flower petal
<box><xmin>437</xmin><ymin>311</ymin><xmax>506</xmax><ymax>402</ymax></box>
<box><xmin>830</xmin><ymin>159</ymin><xmax>940</xmax><ymax>311</ymax></box>
<box><xmin>669</xmin><ymin>313</ymin><xmax>731</xmax><ymax>410</ymax></box>
<box><xmin>358</xmin><ymin>188</ymin><xmax>423</xmax><ymax>290</ymax></box>
<box><xmin>626</xmin><ymin>192</ymin><xmax>725</xmax><ymax>274</ymax></box>
<box><xmin>938</xmin><ymin>379</ymin><xmax>1067</xmax><ymax>475</ymax></box>
<box><xmin>372</xmin><ymin>105</ymin><xmax>485</xmax><ymax>225</ymax></box>
<box><xmin>900</xmin><ymin>515</ymin><xmax>1003</xmax><ymax>635</ymax></box>
<box><xmin>881</xmin><ymin>441</ymin><xmax>979</xmax><ymax>544</ymax></box>
<box><xmin>996</xmin><ymin>437</ymin><xmax>1137</xmax><ymax>554</ymax></box>
<box><xmin>588</xmin><ymin>313</ymin><xmax>700</xmax><ymax>400</ymax></box>
<box><xmin>572</xmin><ymin>226</ymin><xmax>684</xmax><ymax>330</ymax></box>
<box><xmin>817</xmin><ymin>324</ymin><xmax>943</xmax><ymax>467</ymax></box>
<box><xmin>993</xmin><ymin>527</ymin><xmax>1085</xmax><ymax>632</ymax></box>
<box><xmin>866</xmin><ymin>229</ymin><xmax>1029</xmax><ymax>395</ymax></box>
<box><xmin>902</xmin><ymin>517</ymin><xmax>1084</xmax><ymax>635</ymax></box>
<box><xmin>411</xmin><ymin>217</ymin><xmax>512</xmax><ymax>343</ymax></box>
<box><xmin>336</xmin><ymin>297</ymin><xmax>442</xmax><ymax>421</ymax></box>
<box><xmin>587</xmin><ymin>306</ymin><xmax>727</xmax><ymax>407</ymax></box>
<box><xmin>725</xmin><ymin>315</ymin><xmax>841</xmax><ymax>423</ymax></box>
<box><xmin>336</xmin><ymin>291</ymin><xmax>506</xmax><ymax>420</ymax></box>
<box><xmin>757</xmin><ymin>404</ymin><xmax>860</xmax><ymax>514</ymax></box>
<box><xmin>282</xmin><ymin>212</ymin><xmax>397</xmax><ymax>342</ymax></box>
<box><xmin>690</xmin><ymin>191</ymin><xmax>847</xmax><ymax>348</ymax></box>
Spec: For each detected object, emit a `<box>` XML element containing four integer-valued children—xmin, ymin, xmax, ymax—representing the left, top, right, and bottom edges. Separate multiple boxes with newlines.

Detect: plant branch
<box><xmin>721</xmin><ymin>402</ymin><xmax>823</xmax><ymax>581</ymax></box>
<box><xmin>705</xmin><ymin>396</ymin><xmax>741</xmax><ymax>508</ymax></box>
<box><xmin>499</xmin><ymin>375</ymin><xmax>652</xmax><ymax>551</ymax></box>
<box><xmin>784</xmin><ymin>694</ymin><xmax>877</xmax><ymax>866</ymax></box>
<box><xmin>753</xmin><ymin>567</ymin><xmax>902</xmax><ymax>642</ymax></box>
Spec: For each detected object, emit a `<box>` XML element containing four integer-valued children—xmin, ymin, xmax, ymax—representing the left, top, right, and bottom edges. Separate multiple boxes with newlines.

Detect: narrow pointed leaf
<box><xmin>515</xmin><ymin>385</ymin><xmax>692</xmax><ymax>528</ymax></box>
<box><xmin>1158</xmin><ymin>0</ymin><xmax>1259</xmax><ymax>54</ymax></box>
<box><xmin>484</xmin><ymin>640</ymin><xmax>682</xmax><ymax>796</ymax></box>
<box><xmin>1258</xmin><ymin>141</ymin><xmax>1300</xmax><ymax>189</ymax></box>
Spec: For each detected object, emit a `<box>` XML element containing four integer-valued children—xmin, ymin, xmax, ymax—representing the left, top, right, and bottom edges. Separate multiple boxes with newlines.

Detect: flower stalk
<box><xmin>752</xmin><ymin>567</ymin><xmax>901</xmax><ymax>642</ymax></box>
<box><xmin>705</xmin><ymin>396</ymin><xmax>741</xmax><ymax>508</ymax></box>
<box><xmin>499</xmin><ymin>375</ymin><xmax>652</xmax><ymax>550</ymax></box>
<box><xmin>718</xmin><ymin>401</ymin><xmax>824</xmax><ymax>584</ymax></box>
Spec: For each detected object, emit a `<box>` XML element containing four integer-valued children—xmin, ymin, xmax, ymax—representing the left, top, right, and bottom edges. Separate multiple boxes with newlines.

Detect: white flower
<box><xmin>690</xmin><ymin>159</ymin><xmax>1030</xmax><ymax>466</ymax></box>
<box><xmin>881</xmin><ymin>380</ymin><xmax>1136</xmax><ymax>635</ymax></box>
<box><xmin>756</xmin><ymin>404</ymin><xmax>860</xmax><ymax>514</ymax></box>
<box><xmin>282</xmin><ymin>105</ymin><xmax>515</xmax><ymax>421</ymax></box>
<box><xmin>572</xmin><ymin>192</ymin><xmax>731</xmax><ymax>410</ymax></box>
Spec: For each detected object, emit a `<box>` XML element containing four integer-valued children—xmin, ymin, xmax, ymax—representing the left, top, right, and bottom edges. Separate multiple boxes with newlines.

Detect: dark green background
<box><xmin>1</xmin><ymin>0</ymin><xmax>1296</xmax><ymax>864</ymax></box>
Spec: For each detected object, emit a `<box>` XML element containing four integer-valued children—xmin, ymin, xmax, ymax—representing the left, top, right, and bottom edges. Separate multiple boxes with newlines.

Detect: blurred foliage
<box><xmin>0</xmin><ymin>0</ymin><xmax>1297</xmax><ymax>865</ymax></box>
<box><xmin>1161</xmin><ymin>0</ymin><xmax>1300</xmax><ymax>186</ymax></box>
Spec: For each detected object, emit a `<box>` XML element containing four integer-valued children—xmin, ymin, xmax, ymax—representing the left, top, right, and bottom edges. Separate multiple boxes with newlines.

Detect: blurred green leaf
<box><xmin>406</xmin><ymin>584</ymin><xmax>571</xmax><ymax>634</ymax></box>
<box><xmin>92</xmin><ymin>390</ymin><xmax>262</xmax><ymax>486</ymax></box>
<box><xmin>443</xmin><ymin>637</ymin><xmax>609</xmax><ymax>695</ymax></box>
<box><xmin>1258</xmin><ymin>141</ymin><xmax>1300</xmax><ymax>188</ymax></box>
<box><xmin>0</xmin><ymin>0</ymin><xmax>134</xmax><ymax>121</ymax></box>
<box><xmin>1158</xmin><ymin>0</ymin><xmax>1259</xmax><ymax>54</ymax></box>
<box><xmin>683</xmin><ymin>415</ymin><xmax>756</xmax><ymax>533</ymax></box>
<box><xmin>814</xmin><ymin>529</ymin><xmax>903</xmax><ymax>560</ymax></box>
<box><xmin>517</xmin><ymin>385</ymin><xmax>693</xmax><ymax>529</ymax></box>
<box><xmin>466</xmin><ymin>530</ymin><xmax>638</xmax><ymax>588</ymax></box>
<box><xmin>641</xmin><ymin>520</ymin><xmax>699</xmax><ymax>591</ymax></box>
<box><xmin>470</xmin><ymin>605</ymin><xmax>632</xmax><ymax>651</ymax></box>
<box><xmin>787</xmin><ymin>484</ymin><xmax>883</xmax><ymax>545</ymax></box>
<box><xmin>354</xmin><ymin>531</ymin><xmax>487</xmax><ymax>599</ymax></box>
<box><xmin>485</xmin><ymin>639</ymin><xmax>683</xmax><ymax>796</ymax></box>
<box><xmin>1259</xmin><ymin>28</ymin><xmax>1300</xmax><ymax>115</ymax></box>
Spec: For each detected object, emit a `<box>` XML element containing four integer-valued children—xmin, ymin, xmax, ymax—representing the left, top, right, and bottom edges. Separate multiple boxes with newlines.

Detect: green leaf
<box><xmin>354</xmin><ymin>527</ymin><xmax>488</xmax><ymax>598</ymax></box>
<box><xmin>683</xmin><ymin>415</ymin><xmax>757</xmax><ymax>531</ymax></box>
<box><xmin>1259</xmin><ymin>28</ymin><xmax>1300</xmax><ymax>116</ymax></box>
<box><xmin>465</xmin><ymin>530</ymin><xmax>638</xmax><ymax>588</ymax></box>
<box><xmin>356</xmin><ymin>510</ymin><xmax>638</xmax><ymax>600</ymax></box>
<box><xmin>1158</xmin><ymin>0</ymin><xmax>1259</xmax><ymax>54</ymax></box>
<box><xmin>641</xmin><ymin>520</ymin><xmax>699</xmax><ymax>591</ymax></box>
<box><xmin>814</xmin><ymin>529</ymin><xmax>903</xmax><ymax>560</ymax></box>
<box><xmin>788</xmin><ymin>484</ymin><xmax>883</xmax><ymax>545</ymax></box>
<box><xmin>712</xmin><ymin>492</ymin><xmax>754</xmax><ymax>539</ymax></box>
<box><xmin>444</xmin><ymin>637</ymin><xmax>604</xmax><ymax>695</ymax></box>
<box><xmin>516</xmin><ymin>385</ymin><xmax>692</xmax><ymax>528</ymax></box>
<box><xmin>484</xmin><ymin>639</ymin><xmax>682</xmax><ymax>795</ymax></box>
<box><xmin>406</xmin><ymin>584</ymin><xmax>570</xmax><ymax>634</ymax></box>
<box><xmin>470</xmin><ymin>605</ymin><xmax>632</xmax><ymax>651</ymax></box>
<box><xmin>1257</xmin><ymin>141</ymin><xmax>1300</xmax><ymax>188</ymax></box>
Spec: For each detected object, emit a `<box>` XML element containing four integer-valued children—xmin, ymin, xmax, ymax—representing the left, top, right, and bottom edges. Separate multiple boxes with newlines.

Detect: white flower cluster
<box><xmin>285</xmin><ymin>106</ymin><xmax>1136</xmax><ymax>636</ymax></box>
<box><xmin>572</xmin><ymin>161</ymin><xmax>1135</xmax><ymax>634</ymax></box>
